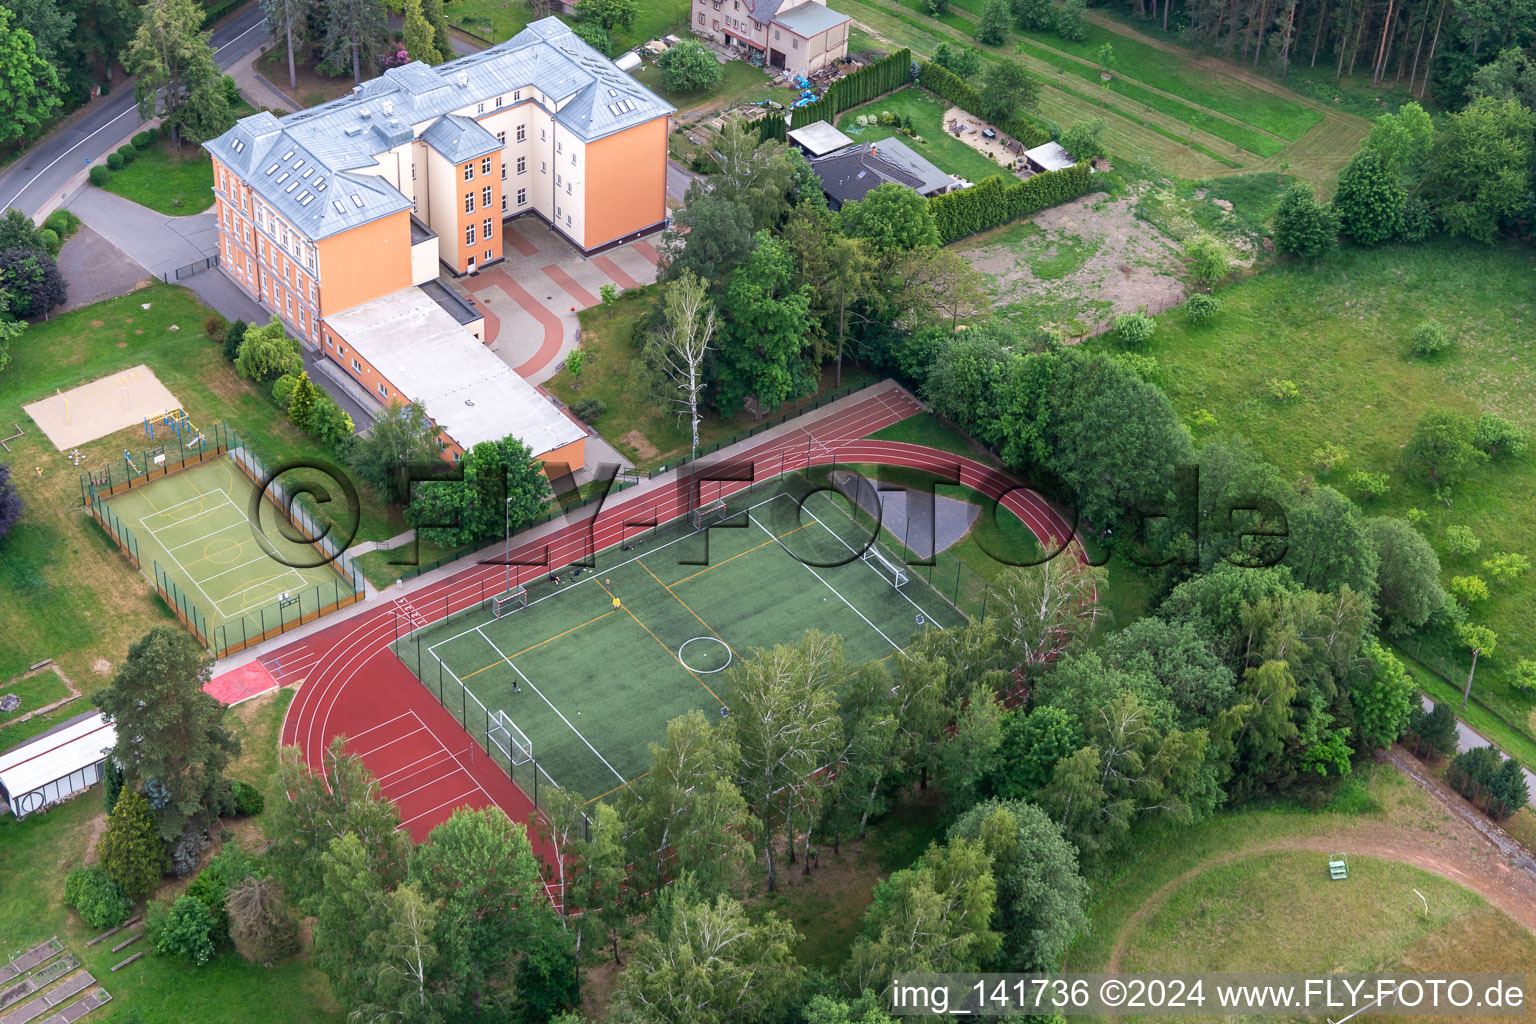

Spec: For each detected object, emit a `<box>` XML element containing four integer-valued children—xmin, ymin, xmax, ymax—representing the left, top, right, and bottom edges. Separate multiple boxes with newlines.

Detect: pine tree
<box><xmin>287</xmin><ymin>372</ymin><xmax>318</xmax><ymax>427</ymax></box>
<box><xmin>98</xmin><ymin>789</ymin><xmax>165</xmax><ymax>901</ymax></box>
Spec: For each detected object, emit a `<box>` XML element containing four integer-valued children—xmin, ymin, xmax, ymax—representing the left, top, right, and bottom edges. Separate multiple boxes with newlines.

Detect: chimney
<box><xmin>360</xmin><ymin>107</ymin><xmax>372</xmax><ymax>119</ymax></box>
<box><xmin>383</xmin><ymin>99</ymin><xmax>393</xmax><ymax>116</ymax></box>
<box><xmin>457</xmin><ymin>70</ymin><xmax>468</xmax><ymax>87</ymax></box>
<box><xmin>352</xmin><ymin>85</ymin><xmax>362</xmax><ymax>95</ymax></box>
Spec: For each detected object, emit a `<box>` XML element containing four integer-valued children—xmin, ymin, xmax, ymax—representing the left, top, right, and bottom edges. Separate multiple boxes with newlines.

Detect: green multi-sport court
<box><xmin>395</xmin><ymin>479</ymin><xmax>967</xmax><ymax>804</ymax></box>
<box><xmin>106</xmin><ymin>456</ymin><xmax>357</xmax><ymax>642</ymax></box>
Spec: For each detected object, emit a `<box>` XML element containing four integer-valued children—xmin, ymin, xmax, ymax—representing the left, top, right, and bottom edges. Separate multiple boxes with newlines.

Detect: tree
<box><xmin>978</xmin><ymin>60</ymin><xmax>1039</xmax><ymax>123</ymax></box>
<box><xmin>1483</xmin><ymin>552</ymin><xmax>1531</xmax><ymax>586</ymax></box>
<box><xmin>1409</xmin><ymin>701</ymin><xmax>1460</xmax><ymax>757</ymax></box>
<box><xmin>0</xmin><ymin>11</ymin><xmax>62</xmax><ymax>145</ymax></box>
<box><xmin>1059</xmin><ymin>117</ymin><xmax>1106</xmax><ymax>160</ymax></box>
<box><xmin>612</xmin><ymin>889</ymin><xmax>803</xmax><ymax>1024</ymax></box>
<box><xmin>1101</xmin><ymin>616</ymin><xmax>1236</xmax><ymax>728</ymax></box>
<box><xmin>0</xmin><ymin>463</ymin><xmax>22</xmax><ymax>542</ymax></box>
<box><xmin>570</xmin><ymin>18</ymin><xmax>611</xmax><ymax>54</ymax></box>
<box><xmin>313</xmin><ymin>832</ymin><xmax>393</xmax><ymax>1007</ymax></box>
<box><xmin>125</xmin><ymin>0</ymin><xmax>222</xmax><ymax>147</ymax></box>
<box><xmin>406</xmin><ymin>433</ymin><xmax>552</xmax><ymax>549</ymax></box>
<box><xmin>976</xmin><ymin>0</ymin><xmax>1011</xmax><ymax>43</ymax></box>
<box><xmin>304</xmin><ymin>391</ymin><xmax>354</xmax><ymax>448</ymax></box>
<box><xmin>991</xmin><ymin>560</ymin><xmax>1100</xmax><ymax>672</ymax></box>
<box><xmin>1184</xmin><ymin>233</ymin><xmax>1233</xmax><ymax>285</ymax></box>
<box><xmin>845</xmin><ymin>839</ymin><xmax>1000</xmax><ymax>993</ymax></box>
<box><xmin>268</xmin><ymin>738</ymin><xmax>410</xmax><ymax>910</ymax></box>
<box><xmin>402</xmin><ymin>0</ymin><xmax>442</xmax><ymax>64</ymax></box>
<box><xmin>0</xmin><ymin>248</ymin><xmax>67</xmax><ymax>318</ymax></box>
<box><xmin>838</xmin><ymin>181</ymin><xmax>941</xmax><ymax>253</ymax></box>
<box><xmin>1055</xmin><ymin>0</ymin><xmax>1089</xmax><ymax>41</ymax></box>
<box><xmin>577</xmin><ymin>0</ymin><xmax>638</xmax><ymax>31</ymax></box>
<box><xmin>221</xmin><ymin>318</ymin><xmax>247</xmax><ymax>362</ymax></box>
<box><xmin>659</xmin><ymin>193</ymin><xmax>754</xmax><ymax>284</ymax></box>
<box><xmin>706</xmin><ymin>124</ymin><xmax>801</xmax><ymax>232</ymax></box>
<box><xmin>1364</xmin><ymin>516</ymin><xmax>1444</xmax><ymax>634</ymax></box>
<box><xmin>320</xmin><ymin>0</ymin><xmax>388</xmax><ymax>82</ymax></box>
<box><xmin>657</xmin><ymin>38</ymin><xmax>720</xmax><ymax>92</ymax></box>
<box><xmin>421</xmin><ymin>0</ymin><xmax>452</xmax><ymax>64</ymax></box>
<box><xmin>1424</xmin><ymin>97</ymin><xmax>1535</xmax><ymax>244</ymax></box>
<box><xmin>933</xmin><ymin>41</ymin><xmax>982</xmax><ymax>78</ymax></box>
<box><xmin>1402</xmin><ymin>409</ymin><xmax>1486</xmax><ymax>487</ymax></box>
<box><xmin>352</xmin><ymin>883</ymin><xmax>443</xmax><ymax>1023</ymax></box>
<box><xmin>947</xmin><ymin>800</ymin><xmax>1089</xmax><ymax>971</ymax></box>
<box><xmin>727</xmin><ymin>632</ymin><xmax>843</xmax><ymax>890</ymax></box>
<box><xmin>153</xmin><ymin>895</ymin><xmax>216</xmax><ymax>965</ymax></box>
<box><xmin>991</xmin><ymin>706</ymin><xmax>1080</xmax><ymax>798</ymax></box>
<box><xmin>0</xmin><ymin>209</ymin><xmax>46</xmax><ymax>252</ymax></box>
<box><xmin>1272</xmin><ymin>183</ymin><xmax>1338</xmax><ymax>258</ymax></box>
<box><xmin>1012</xmin><ymin>0</ymin><xmax>1054</xmax><ymax>30</ymax></box>
<box><xmin>226</xmin><ymin>874</ymin><xmax>300</xmax><ymax>964</ymax></box>
<box><xmin>409</xmin><ymin>807</ymin><xmax>554</xmax><ymax>1020</ymax></box>
<box><xmin>347</xmin><ymin>401</ymin><xmax>443</xmax><ymax>504</ymax></box>
<box><xmin>286</xmin><ymin>372</ymin><xmax>319</xmax><ymax>428</ymax></box>
<box><xmin>714</xmin><ymin>231</ymin><xmax>815</xmax><ymax>418</ymax></box>
<box><xmin>94</xmin><ymin>628</ymin><xmax>238</xmax><ymax>843</ymax></box>
<box><xmin>65</xmin><ymin>867</ymin><xmax>132</xmax><ymax>930</ymax></box>
<box><xmin>1333</xmin><ymin>150</ymin><xmax>1403</xmax><ymax>245</ymax></box>
<box><xmin>97</xmin><ymin>789</ymin><xmax>165</xmax><ymax>900</ymax></box>
<box><xmin>1457</xmin><ymin>623</ymin><xmax>1496</xmax><ymax>709</ymax></box>
<box><xmin>1281</xmin><ymin>485</ymin><xmax>1379</xmax><ymax>598</ymax></box>
<box><xmin>1352</xmin><ymin>638</ymin><xmax>1416</xmax><ymax>750</ymax></box>
<box><xmin>893</xmin><ymin>245</ymin><xmax>987</xmax><ymax>335</ymax></box>
<box><xmin>235</xmin><ymin>318</ymin><xmax>300</xmax><ymax>382</ymax></box>
<box><xmin>1364</xmin><ymin>101</ymin><xmax>1434</xmax><ymax>185</ymax></box>
<box><xmin>259</xmin><ymin>0</ymin><xmax>310</xmax><ymax>91</ymax></box>
<box><xmin>1472</xmin><ymin>413</ymin><xmax>1529</xmax><ymax>460</ymax></box>
<box><xmin>936</xmin><ymin>681</ymin><xmax>1006</xmax><ymax>806</ymax></box>
<box><xmin>644</xmin><ymin>271</ymin><xmax>717</xmax><ymax>463</ymax></box>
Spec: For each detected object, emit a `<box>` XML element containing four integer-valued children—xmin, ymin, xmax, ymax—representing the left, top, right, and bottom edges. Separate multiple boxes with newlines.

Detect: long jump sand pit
<box><xmin>24</xmin><ymin>364</ymin><xmax>182</xmax><ymax>450</ymax></box>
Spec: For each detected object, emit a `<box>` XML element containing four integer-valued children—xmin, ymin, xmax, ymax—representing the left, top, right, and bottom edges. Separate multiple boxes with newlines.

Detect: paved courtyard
<box><xmin>457</xmin><ymin>217</ymin><xmax>660</xmax><ymax>384</ymax></box>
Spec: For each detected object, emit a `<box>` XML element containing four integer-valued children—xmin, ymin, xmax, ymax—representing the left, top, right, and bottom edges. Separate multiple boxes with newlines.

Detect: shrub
<box><xmin>1268</xmin><ymin>378</ymin><xmax>1300</xmax><ymax>402</ymax></box>
<box><xmin>117</xmin><ymin>144</ymin><xmax>137</xmax><ymax>165</ymax></box>
<box><xmin>1188</xmin><ymin>408</ymin><xmax>1217</xmax><ymax>431</ymax></box>
<box><xmin>1347</xmin><ymin>470</ymin><xmax>1390</xmax><ymax>499</ymax></box>
<box><xmin>44</xmin><ymin>210</ymin><xmax>71</xmax><ymax>236</ymax></box>
<box><xmin>1472</xmin><ymin>412</ymin><xmax>1529</xmax><ymax>459</ymax></box>
<box><xmin>1405</xmin><ymin>507</ymin><xmax>1428</xmax><ymax>526</ymax></box>
<box><xmin>1312</xmin><ymin>442</ymin><xmax>1348</xmax><ymax>473</ymax></box>
<box><xmin>89</xmin><ymin>165</ymin><xmax>111</xmax><ymax>186</ymax></box>
<box><xmin>1513</xmin><ymin>659</ymin><xmax>1536</xmax><ymax>694</ymax></box>
<box><xmin>229</xmin><ymin>779</ymin><xmax>265</xmax><ymax>816</ymax></box>
<box><xmin>1482</xmin><ymin>552</ymin><xmax>1530</xmax><ymax>586</ymax></box>
<box><xmin>65</xmin><ymin>867</ymin><xmax>133</xmax><ymax>930</ymax></box>
<box><xmin>1184</xmin><ymin>233</ymin><xmax>1232</xmax><ymax>285</ymax></box>
<box><xmin>1449</xmin><ymin>575</ymin><xmax>1488</xmax><ymax>604</ymax></box>
<box><xmin>203</xmin><ymin>313</ymin><xmax>226</xmax><ymax>343</ymax></box>
<box><xmin>599</xmin><ymin>282</ymin><xmax>620</xmax><ymax>305</ymax></box>
<box><xmin>1444</xmin><ymin>524</ymin><xmax>1480</xmax><ymax>556</ymax></box>
<box><xmin>571</xmin><ymin>397</ymin><xmax>607</xmax><ymax>423</ymax></box>
<box><xmin>170</xmin><ymin>828</ymin><xmax>211</xmax><ymax>878</ymax></box>
<box><xmin>132</xmin><ymin>131</ymin><xmax>153</xmax><ymax>149</ymax></box>
<box><xmin>1409</xmin><ymin>320</ymin><xmax>1453</xmax><ymax>358</ymax></box>
<box><xmin>151</xmin><ymin>895</ymin><xmax>216</xmax><ymax>966</ymax></box>
<box><xmin>1185</xmin><ymin>292</ymin><xmax>1221</xmax><ymax>323</ymax></box>
<box><xmin>222</xmin><ymin>319</ymin><xmax>247</xmax><ymax>362</ymax></box>
<box><xmin>270</xmin><ymin>373</ymin><xmax>299</xmax><ymax>409</ymax></box>
<box><xmin>1112</xmin><ymin>311</ymin><xmax>1156</xmax><ymax>346</ymax></box>
<box><xmin>38</xmin><ymin>228</ymin><xmax>59</xmax><ymax>251</ymax></box>
<box><xmin>145</xmin><ymin>126</ymin><xmax>159</xmax><ymax>144</ymax></box>
<box><xmin>107</xmin><ymin>152</ymin><xmax>124</xmax><ymax>171</ymax></box>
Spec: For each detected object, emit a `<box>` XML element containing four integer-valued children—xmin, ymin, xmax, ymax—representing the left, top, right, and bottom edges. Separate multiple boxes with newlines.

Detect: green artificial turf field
<box><xmin>395</xmin><ymin>479</ymin><xmax>968</xmax><ymax>803</ymax></box>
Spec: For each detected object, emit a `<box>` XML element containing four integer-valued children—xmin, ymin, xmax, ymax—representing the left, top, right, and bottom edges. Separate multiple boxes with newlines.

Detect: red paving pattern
<box><xmin>276</xmin><ymin>386</ymin><xmax>1085</xmax><ymax>869</ymax></box>
<box><xmin>590</xmin><ymin>254</ymin><xmax>641</xmax><ymax>291</ymax></box>
<box><xmin>504</xmin><ymin>227</ymin><xmax>540</xmax><ymax>257</ymax></box>
<box><xmin>632</xmin><ymin>239</ymin><xmax>660</xmax><ymax>266</ymax></box>
<box><xmin>466</xmin><ymin>275</ymin><xmax>564</xmax><ymax>377</ymax></box>
<box><xmin>540</xmin><ymin>264</ymin><xmax>598</xmax><ymax>308</ymax></box>
<box><xmin>204</xmin><ymin>660</ymin><xmax>277</xmax><ymax>705</ymax></box>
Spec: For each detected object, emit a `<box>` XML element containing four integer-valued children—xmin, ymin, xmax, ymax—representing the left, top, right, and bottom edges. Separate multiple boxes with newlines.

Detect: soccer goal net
<box><xmin>488</xmin><ymin>709</ymin><xmax>533</xmax><ymax>766</ymax></box>
<box><xmin>863</xmin><ymin>546</ymin><xmax>908</xmax><ymax>589</ymax></box>
<box><xmin>691</xmin><ymin>498</ymin><xmax>727</xmax><ymax>531</ymax></box>
<box><xmin>492</xmin><ymin>586</ymin><xmax>528</xmax><ymax>617</ymax></box>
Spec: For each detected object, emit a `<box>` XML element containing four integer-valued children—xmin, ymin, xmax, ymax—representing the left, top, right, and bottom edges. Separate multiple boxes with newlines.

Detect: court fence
<box><xmin>80</xmin><ymin>425</ymin><xmax>365</xmax><ymax>659</ymax></box>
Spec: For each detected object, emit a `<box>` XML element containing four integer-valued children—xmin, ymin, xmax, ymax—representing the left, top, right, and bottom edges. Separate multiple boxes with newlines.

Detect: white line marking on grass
<box><xmin>475</xmin><ymin>627</ymin><xmax>629</xmax><ymax>787</ymax></box>
<box><xmin>139</xmin><ymin>487</ymin><xmax>227</xmax><ymax>526</ymax></box>
<box><xmin>141</xmin><ymin>489</ymin><xmax>240</xmax><ymax>533</ymax></box>
<box><xmin>747</xmin><ymin>512</ymin><xmax>905</xmax><ymax>656</ymax></box>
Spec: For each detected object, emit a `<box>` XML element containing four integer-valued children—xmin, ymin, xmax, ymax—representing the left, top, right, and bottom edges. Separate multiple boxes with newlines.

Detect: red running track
<box><xmin>277</xmin><ymin>387</ymin><xmax>1083</xmax><ymax>860</ymax></box>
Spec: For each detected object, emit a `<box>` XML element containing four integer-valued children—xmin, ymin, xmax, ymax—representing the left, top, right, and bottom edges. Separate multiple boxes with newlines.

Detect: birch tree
<box><xmin>645</xmin><ymin>271</ymin><xmax>717</xmax><ymax>464</ymax></box>
<box><xmin>990</xmin><ymin>560</ymin><xmax>1101</xmax><ymax>672</ymax></box>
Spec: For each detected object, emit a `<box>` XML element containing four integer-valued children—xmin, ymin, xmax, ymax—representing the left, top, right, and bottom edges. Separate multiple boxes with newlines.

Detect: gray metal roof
<box><xmin>1024</xmin><ymin>141</ymin><xmax>1076</xmax><ymax>171</ymax></box>
<box><xmin>860</xmin><ymin>137</ymin><xmax>951</xmax><ymax>194</ymax></box>
<box><xmin>773</xmin><ymin>1</ymin><xmax>851</xmax><ymax>36</ymax></box>
<box><xmin>422</xmin><ymin>113</ymin><xmax>502</xmax><ymax>162</ymax></box>
<box><xmin>204</xmin><ymin>17</ymin><xmax>672</xmax><ymax>242</ymax></box>
<box><xmin>787</xmin><ymin>119</ymin><xmax>854</xmax><ymax>157</ymax></box>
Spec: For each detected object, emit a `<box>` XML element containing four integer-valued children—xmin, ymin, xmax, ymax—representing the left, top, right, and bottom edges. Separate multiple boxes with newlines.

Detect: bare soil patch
<box><xmin>619</xmin><ymin>430</ymin><xmax>660</xmax><ymax>463</ymax></box>
<box><xmin>962</xmin><ymin>192</ymin><xmax>1185</xmax><ymax>338</ymax></box>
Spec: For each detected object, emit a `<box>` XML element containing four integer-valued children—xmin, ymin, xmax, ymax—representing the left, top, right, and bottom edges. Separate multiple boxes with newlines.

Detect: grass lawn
<box><xmin>445</xmin><ymin>3</ymin><xmax>688</xmax><ymax>53</ymax></box>
<box><xmin>1070</xmin><ymin>764</ymin><xmax>1536</xmax><ymax>975</ymax></box>
<box><xmin>101</xmin><ymin>139</ymin><xmax>218</xmax><ymax>216</ymax></box>
<box><xmin>0</xmin><ymin>686</ymin><xmax>344</xmax><ymax>1024</ymax></box>
<box><xmin>0</xmin><ymin>670</ymin><xmax>72</xmax><ymax>729</ymax></box>
<box><xmin>1088</xmin><ymin>240</ymin><xmax>1536</xmax><ymax>762</ymax></box>
<box><xmin>633</xmin><ymin>59</ymin><xmax>782</xmax><ymax>116</ymax></box>
<box><xmin>836</xmin><ymin>86</ymin><xmax>1014</xmax><ymax>184</ymax></box>
<box><xmin>0</xmin><ymin>284</ymin><xmax>399</xmax><ymax>691</ymax></box>
<box><xmin>550</xmin><ymin>287</ymin><xmax>877</xmax><ymax>471</ymax></box>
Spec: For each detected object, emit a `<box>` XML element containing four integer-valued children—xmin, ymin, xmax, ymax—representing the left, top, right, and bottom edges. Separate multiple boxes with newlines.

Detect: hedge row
<box><xmin>929</xmin><ymin>163</ymin><xmax>1093</xmax><ymax>244</ymax></box>
<box><xmin>757</xmin><ymin>112</ymin><xmax>788</xmax><ymax>143</ymax></box>
<box><xmin>916</xmin><ymin>60</ymin><xmax>1051</xmax><ymax>149</ymax></box>
<box><xmin>789</xmin><ymin>48</ymin><xmax>911</xmax><ymax>130</ymax></box>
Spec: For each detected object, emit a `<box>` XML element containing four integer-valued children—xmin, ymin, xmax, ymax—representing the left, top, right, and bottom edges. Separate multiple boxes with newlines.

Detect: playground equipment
<box><xmin>1328</xmin><ymin>853</ymin><xmax>1349</xmax><ymax>880</ymax></box>
<box><xmin>144</xmin><ymin>408</ymin><xmax>204</xmax><ymax>446</ymax></box>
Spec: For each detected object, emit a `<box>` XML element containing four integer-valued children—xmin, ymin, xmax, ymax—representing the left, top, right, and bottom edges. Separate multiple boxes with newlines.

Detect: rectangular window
<box><xmin>501</xmin><ymin>194</ymin><xmax>507</xmax><ymax>211</ymax></box>
<box><xmin>517</xmin><ymin>156</ymin><xmax>526</xmax><ymax>174</ymax></box>
<box><xmin>464</xmin><ymin>193</ymin><xmax>474</xmax><ymax>214</ymax></box>
<box><xmin>302</xmin><ymin>309</ymin><xmax>309</xmax><ymax>331</ymax></box>
<box><xmin>352</xmin><ymin>358</ymin><xmax>361</xmax><ymax>372</ymax></box>
<box><xmin>557</xmin><ymin>141</ymin><xmax>563</xmax><ymax>154</ymax></box>
<box><xmin>484</xmin><ymin>248</ymin><xmax>492</xmax><ymax>262</ymax></box>
<box><xmin>566</xmin><ymin>182</ymin><xmax>572</xmax><ymax>194</ymax></box>
<box><xmin>501</xmin><ymin>164</ymin><xmax>507</xmax><ymax>180</ymax></box>
<box><xmin>308</xmin><ymin>281</ymin><xmax>316</xmax><ymax>302</ymax></box>
<box><xmin>477</xmin><ymin>102</ymin><xmax>485</xmax><ymax>113</ymax></box>
<box><xmin>566</xmin><ymin>213</ymin><xmax>572</xmax><ymax>226</ymax></box>
<box><xmin>482</xmin><ymin>217</ymin><xmax>492</xmax><ymax>237</ymax></box>
<box><xmin>540</xmin><ymin>128</ymin><xmax>546</xmax><ymax>141</ymax></box>
<box><xmin>556</xmin><ymin>173</ymin><xmax>562</xmax><ymax>187</ymax></box>
<box><xmin>285</xmin><ymin>294</ymin><xmax>293</xmax><ymax>315</ymax></box>
<box><xmin>482</xmin><ymin>186</ymin><xmax>492</xmax><ymax>206</ymax></box>
<box><xmin>793</xmin><ymin>38</ymin><xmax>798</xmax><ymax>47</ymax></box>
<box><xmin>463</xmin><ymin>163</ymin><xmax>474</xmax><ymax>181</ymax></box>
<box><xmin>378</xmin><ymin>382</ymin><xmax>388</xmax><ymax>398</ymax></box>
<box><xmin>571</xmin><ymin>152</ymin><xmax>577</xmax><ymax>165</ymax></box>
<box><xmin>514</xmin><ymin>90</ymin><xmax>520</xmax><ymax>101</ymax></box>
<box><xmin>516</xmin><ymin>124</ymin><xmax>526</xmax><ymax>142</ymax></box>
<box><xmin>482</xmin><ymin>156</ymin><xmax>492</xmax><ymax>175</ymax></box>
<box><xmin>495</xmin><ymin>95</ymin><xmax>503</xmax><ymax>108</ymax></box>
<box><xmin>497</xmin><ymin>131</ymin><xmax>506</xmax><ymax>144</ymax></box>
<box><xmin>516</xmin><ymin>188</ymin><xmax>527</xmax><ymax>206</ymax></box>
<box><xmin>465</xmin><ymin>224</ymin><xmax>475</xmax><ymax>245</ymax></box>
<box><xmin>411</xmin><ymin>164</ymin><xmax>416</xmax><ymax>180</ymax></box>
<box><xmin>541</xmin><ymin>161</ymin><xmax>546</xmax><ymax>174</ymax></box>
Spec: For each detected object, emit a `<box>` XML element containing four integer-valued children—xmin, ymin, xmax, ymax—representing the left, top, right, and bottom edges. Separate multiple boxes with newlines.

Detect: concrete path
<box><xmin>458</xmin><ymin>218</ymin><xmax>660</xmax><ymax>385</ymax></box>
<box><xmin>65</xmin><ymin>187</ymin><xmax>219</xmax><ymax>281</ymax></box>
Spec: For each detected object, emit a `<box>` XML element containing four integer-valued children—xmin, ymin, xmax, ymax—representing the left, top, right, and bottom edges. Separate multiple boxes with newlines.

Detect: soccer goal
<box><xmin>492</xmin><ymin>585</ymin><xmax>528</xmax><ymax>617</ymax></box>
<box><xmin>488</xmin><ymin>709</ymin><xmax>533</xmax><ymax>766</ymax></box>
<box><xmin>862</xmin><ymin>546</ymin><xmax>908</xmax><ymax>589</ymax></box>
<box><xmin>691</xmin><ymin>498</ymin><xmax>727</xmax><ymax>531</ymax></box>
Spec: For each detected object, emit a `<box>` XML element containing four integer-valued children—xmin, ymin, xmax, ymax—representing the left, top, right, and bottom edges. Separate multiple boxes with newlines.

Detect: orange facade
<box><xmin>582</xmin><ymin>116</ymin><xmax>669</xmax><ymax>250</ymax></box>
<box><xmin>315</xmin><ymin>212</ymin><xmax>415</xmax><ymax>315</ymax></box>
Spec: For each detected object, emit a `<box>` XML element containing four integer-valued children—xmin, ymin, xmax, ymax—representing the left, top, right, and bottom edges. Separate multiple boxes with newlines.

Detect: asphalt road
<box><xmin>0</xmin><ymin>4</ymin><xmax>269</xmax><ymax>219</ymax></box>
